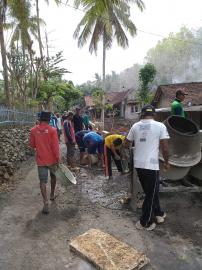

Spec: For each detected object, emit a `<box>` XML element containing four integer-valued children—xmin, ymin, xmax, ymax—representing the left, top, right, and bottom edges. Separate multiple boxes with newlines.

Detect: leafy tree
<box><xmin>35</xmin><ymin>52</ymin><xmax>78</xmax><ymax>111</ymax></box>
<box><xmin>138</xmin><ymin>63</ymin><xmax>156</xmax><ymax>104</ymax></box>
<box><xmin>37</xmin><ymin>80</ymin><xmax>81</xmax><ymax>111</ymax></box>
<box><xmin>92</xmin><ymin>88</ymin><xmax>104</xmax><ymax>112</ymax></box>
<box><xmin>73</xmin><ymin>0</ymin><xmax>145</xmax><ymax>123</ymax></box>
<box><xmin>146</xmin><ymin>26</ymin><xmax>202</xmax><ymax>84</ymax></box>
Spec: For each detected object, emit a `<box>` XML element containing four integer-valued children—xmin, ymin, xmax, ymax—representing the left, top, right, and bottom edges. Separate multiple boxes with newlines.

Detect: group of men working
<box><xmin>29</xmin><ymin>89</ymin><xmax>187</xmax><ymax>231</ymax></box>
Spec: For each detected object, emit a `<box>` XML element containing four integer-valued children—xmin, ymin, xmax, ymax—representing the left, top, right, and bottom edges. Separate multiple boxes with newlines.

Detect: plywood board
<box><xmin>70</xmin><ymin>229</ymin><xmax>149</xmax><ymax>270</ymax></box>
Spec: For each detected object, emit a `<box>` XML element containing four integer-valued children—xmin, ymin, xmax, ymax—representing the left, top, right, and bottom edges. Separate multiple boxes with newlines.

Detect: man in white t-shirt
<box><xmin>126</xmin><ymin>105</ymin><xmax>170</xmax><ymax>231</ymax></box>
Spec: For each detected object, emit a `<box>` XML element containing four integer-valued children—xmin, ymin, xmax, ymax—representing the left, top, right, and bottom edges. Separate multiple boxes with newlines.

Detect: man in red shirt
<box><xmin>30</xmin><ymin>111</ymin><xmax>60</xmax><ymax>214</ymax></box>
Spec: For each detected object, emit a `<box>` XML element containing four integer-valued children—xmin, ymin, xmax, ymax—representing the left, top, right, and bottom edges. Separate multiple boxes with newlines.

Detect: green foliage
<box><xmin>138</xmin><ymin>63</ymin><xmax>156</xmax><ymax>104</ymax></box>
<box><xmin>43</xmin><ymin>51</ymin><xmax>71</xmax><ymax>80</ymax></box>
<box><xmin>37</xmin><ymin>80</ymin><xmax>82</xmax><ymax>111</ymax></box>
<box><xmin>92</xmin><ymin>88</ymin><xmax>104</xmax><ymax>112</ymax></box>
<box><xmin>92</xmin><ymin>88</ymin><xmax>114</xmax><ymax>112</ymax></box>
<box><xmin>105</xmin><ymin>103</ymin><xmax>113</xmax><ymax>111</ymax></box>
<box><xmin>146</xmin><ymin>26</ymin><xmax>202</xmax><ymax>84</ymax></box>
<box><xmin>139</xmin><ymin>63</ymin><xmax>156</xmax><ymax>87</ymax></box>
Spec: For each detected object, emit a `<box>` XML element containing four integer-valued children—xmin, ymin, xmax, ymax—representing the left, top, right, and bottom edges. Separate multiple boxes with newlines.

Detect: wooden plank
<box><xmin>70</xmin><ymin>229</ymin><xmax>149</xmax><ymax>270</ymax></box>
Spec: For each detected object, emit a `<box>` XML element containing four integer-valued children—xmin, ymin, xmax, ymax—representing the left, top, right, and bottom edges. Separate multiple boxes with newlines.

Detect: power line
<box><xmin>137</xmin><ymin>29</ymin><xmax>202</xmax><ymax>46</ymax></box>
<box><xmin>59</xmin><ymin>1</ymin><xmax>202</xmax><ymax>47</ymax></box>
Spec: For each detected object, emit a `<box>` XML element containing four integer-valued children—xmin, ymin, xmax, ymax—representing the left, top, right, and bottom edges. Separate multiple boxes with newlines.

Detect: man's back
<box><xmin>127</xmin><ymin>119</ymin><xmax>169</xmax><ymax>170</ymax></box>
<box><xmin>30</xmin><ymin>123</ymin><xmax>59</xmax><ymax>166</ymax></box>
<box><xmin>73</xmin><ymin>114</ymin><xmax>83</xmax><ymax>132</ymax></box>
<box><xmin>83</xmin><ymin>132</ymin><xmax>103</xmax><ymax>145</ymax></box>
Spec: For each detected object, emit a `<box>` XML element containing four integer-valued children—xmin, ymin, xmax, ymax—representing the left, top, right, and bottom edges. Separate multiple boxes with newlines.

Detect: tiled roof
<box><xmin>84</xmin><ymin>95</ymin><xmax>95</xmax><ymax>107</ymax></box>
<box><xmin>84</xmin><ymin>89</ymin><xmax>133</xmax><ymax>107</ymax></box>
<box><xmin>153</xmin><ymin>82</ymin><xmax>202</xmax><ymax>107</ymax></box>
<box><xmin>105</xmin><ymin>90</ymin><xmax>131</xmax><ymax>105</ymax></box>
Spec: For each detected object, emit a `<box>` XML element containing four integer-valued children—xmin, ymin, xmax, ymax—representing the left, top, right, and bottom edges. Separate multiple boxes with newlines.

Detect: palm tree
<box><xmin>73</xmin><ymin>0</ymin><xmax>145</xmax><ymax>124</ymax></box>
<box><xmin>0</xmin><ymin>0</ymin><xmax>10</xmax><ymax>106</ymax></box>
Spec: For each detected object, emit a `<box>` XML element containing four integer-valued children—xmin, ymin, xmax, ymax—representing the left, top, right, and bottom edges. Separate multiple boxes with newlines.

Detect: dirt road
<box><xmin>0</xmin><ymin>157</ymin><xmax>202</xmax><ymax>270</ymax></box>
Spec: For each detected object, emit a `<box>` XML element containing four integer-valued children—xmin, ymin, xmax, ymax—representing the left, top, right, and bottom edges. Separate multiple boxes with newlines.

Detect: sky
<box><xmin>6</xmin><ymin>0</ymin><xmax>202</xmax><ymax>84</ymax></box>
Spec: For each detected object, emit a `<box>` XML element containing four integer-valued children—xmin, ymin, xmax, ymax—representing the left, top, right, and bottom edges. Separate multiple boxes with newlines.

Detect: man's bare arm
<box><xmin>124</xmin><ymin>138</ymin><xmax>132</xmax><ymax>148</ymax></box>
<box><xmin>160</xmin><ymin>139</ymin><xmax>169</xmax><ymax>169</ymax></box>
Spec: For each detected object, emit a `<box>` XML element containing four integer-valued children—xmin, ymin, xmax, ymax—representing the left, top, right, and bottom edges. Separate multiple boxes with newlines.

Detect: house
<box><xmin>84</xmin><ymin>89</ymin><xmax>140</xmax><ymax>120</ymax></box>
<box><xmin>152</xmin><ymin>82</ymin><xmax>202</xmax><ymax>128</ymax></box>
<box><xmin>152</xmin><ymin>82</ymin><xmax>202</xmax><ymax>108</ymax></box>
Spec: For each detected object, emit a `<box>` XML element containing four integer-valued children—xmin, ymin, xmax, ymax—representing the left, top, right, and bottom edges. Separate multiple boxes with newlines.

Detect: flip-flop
<box><xmin>42</xmin><ymin>204</ymin><xmax>49</xmax><ymax>214</ymax></box>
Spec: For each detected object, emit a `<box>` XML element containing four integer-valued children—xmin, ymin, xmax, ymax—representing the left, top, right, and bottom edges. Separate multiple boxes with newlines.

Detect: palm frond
<box><xmin>75</xmin><ymin>16</ymin><xmax>96</xmax><ymax>49</ymax></box>
<box><xmin>89</xmin><ymin>18</ymin><xmax>104</xmax><ymax>53</ymax></box>
<box><xmin>10</xmin><ymin>25</ymin><xmax>19</xmax><ymax>48</ymax></box>
<box><xmin>74</xmin><ymin>0</ymin><xmax>142</xmax><ymax>53</ymax></box>
<box><xmin>113</xmin><ymin>6</ymin><xmax>136</xmax><ymax>36</ymax></box>
<box><xmin>30</xmin><ymin>15</ymin><xmax>46</xmax><ymax>27</ymax></box>
<box><xmin>132</xmin><ymin>0</ymin><xmax>145</xmax><ymax>11</ymax></box>
<box><xmin>3</xmin><ymin>21</ymin><xmax>15</xmax><ymax>30</ymax></box>
<box><xmin>73</xmin><ymin>5</ymin><xmax>98</xmax><ymax>40</ymax></box>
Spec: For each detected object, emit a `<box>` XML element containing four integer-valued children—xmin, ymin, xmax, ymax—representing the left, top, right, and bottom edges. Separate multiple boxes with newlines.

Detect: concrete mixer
<box><xmin>159</xmin><ymin>116</ymin><xmax>201</xmax><ymax>180</ymax></box>
<box><xmin>188</xmin><ymin>129</ymin><xmax>202</xmax><ymax>181</ymax></box>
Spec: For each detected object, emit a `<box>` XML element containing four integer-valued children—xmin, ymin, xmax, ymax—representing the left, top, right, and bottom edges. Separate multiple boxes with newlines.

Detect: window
<box><xmin>131</xmin><ymin>105</ymin><xmax>135</xmax><ymax>113</ymax></box>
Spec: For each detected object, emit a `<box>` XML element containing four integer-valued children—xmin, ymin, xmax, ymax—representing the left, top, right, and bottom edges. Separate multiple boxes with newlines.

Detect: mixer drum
<box><xmin>161</xmin><ymin>116</ymin><xmax>201</xmax><ymax>167</ymax></box>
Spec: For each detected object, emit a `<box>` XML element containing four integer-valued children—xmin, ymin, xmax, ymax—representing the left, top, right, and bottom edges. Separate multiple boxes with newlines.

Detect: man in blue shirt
<box><xmin>83</xmin><ymin>131</ymin><xmax>104</xmax><ymax>167</ymax></box>
<box><xmin>75</xmin><ymin>130</ymin><xmax>90</xmax><ymax>163</ymax></box>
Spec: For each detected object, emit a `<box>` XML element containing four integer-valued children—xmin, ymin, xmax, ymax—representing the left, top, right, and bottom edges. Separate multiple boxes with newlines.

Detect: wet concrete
<box><xmin>0</xmin><ymin>150</ymin><xmax>202</xmax><ymax>269</ymax></box>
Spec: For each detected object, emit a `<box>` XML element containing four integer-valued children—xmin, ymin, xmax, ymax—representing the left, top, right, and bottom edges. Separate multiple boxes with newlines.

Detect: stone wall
<box><xmin>0</xmin><ymin>126</ymin><xmax>33</xmax><ymax>183</ymax></box>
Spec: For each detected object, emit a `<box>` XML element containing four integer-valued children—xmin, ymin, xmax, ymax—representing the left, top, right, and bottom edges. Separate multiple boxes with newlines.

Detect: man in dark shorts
<box><xmin>30</xmin><ymin>111</ymin><xmax>60</xmax><ymax>214</ymax></box>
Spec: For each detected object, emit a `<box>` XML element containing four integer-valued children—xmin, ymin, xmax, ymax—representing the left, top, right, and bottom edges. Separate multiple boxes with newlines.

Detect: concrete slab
<box><xmin>70</xmin><ymin>228</ymin><xmax>149</xmax><ymax>270</ymax></box>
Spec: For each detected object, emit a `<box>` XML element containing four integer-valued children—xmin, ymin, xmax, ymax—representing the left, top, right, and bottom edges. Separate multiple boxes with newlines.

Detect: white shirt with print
<box><xmin>127</xmin><ymin>119</ymin><xmax>170</xmax><ymax>170</ymax></box>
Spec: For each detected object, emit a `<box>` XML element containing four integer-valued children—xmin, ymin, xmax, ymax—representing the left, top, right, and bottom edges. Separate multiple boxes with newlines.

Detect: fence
<box><xmin>0</xmin><ymin>106</ymin><xmax>36</xmax><ymax>126</ymax></box>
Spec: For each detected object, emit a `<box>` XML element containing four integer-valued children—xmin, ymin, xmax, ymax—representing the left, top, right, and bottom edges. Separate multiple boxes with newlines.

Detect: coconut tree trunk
<box><xmin>36</xmin><ymin>0</ymin><xmax>44</xmax><ymax>62</ymax></box>
<box><xmin>0</xmin><ymin>8</ymin><xmax>10</xmax><ymax>106</ymax></box>
<box><xmin>101</xmin><ymin>32</ymin><xmax>106</xmax><ymax>127</ymax></box>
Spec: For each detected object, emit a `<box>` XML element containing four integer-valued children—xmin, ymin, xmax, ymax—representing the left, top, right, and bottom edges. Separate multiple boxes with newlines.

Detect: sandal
<box><xmin>42</xmin><ymin>203</ymin><xmax>49</xmax><ymax>214</ymax></box>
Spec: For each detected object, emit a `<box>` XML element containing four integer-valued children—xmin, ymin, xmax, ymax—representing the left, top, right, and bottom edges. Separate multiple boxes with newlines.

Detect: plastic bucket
<box><xmin>56</xmin><ymin>164</ymin><xmax>77</xmax><ymax>185</ymax></box>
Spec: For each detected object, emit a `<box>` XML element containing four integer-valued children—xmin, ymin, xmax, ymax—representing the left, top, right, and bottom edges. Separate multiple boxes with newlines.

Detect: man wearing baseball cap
<box><xmin>125</xmin><ymin>105</ymin><xmax>170</xmax><ymax>231</ymax></box>
<box><xmin>171</xmin><ymin>89</ymin><xmax>188</xmax><ymax>117</ymax></box>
